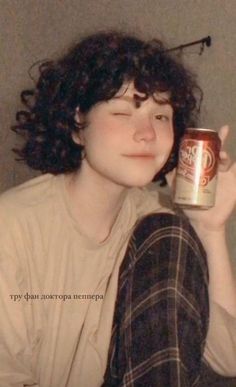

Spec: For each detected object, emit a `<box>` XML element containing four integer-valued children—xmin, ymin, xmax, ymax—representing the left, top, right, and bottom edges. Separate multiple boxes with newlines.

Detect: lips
<box><xmin>123</xmin><ymin>153</ymin><xmax>155</xmax><ymax>158</ymax></box>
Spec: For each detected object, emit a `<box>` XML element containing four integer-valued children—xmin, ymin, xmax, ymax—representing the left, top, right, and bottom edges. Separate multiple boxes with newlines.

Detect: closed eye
<box><xmin>112</xmin><ymin>112</ymin><xmax>131</xmax><ymax>116</ymax></box>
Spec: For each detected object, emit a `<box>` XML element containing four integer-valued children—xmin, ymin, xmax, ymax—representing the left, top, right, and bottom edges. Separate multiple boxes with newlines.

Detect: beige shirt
<box><xmin>0</xmin><ymin>173</ymin><xmax>235</xmax><ymax>387</ymax></box>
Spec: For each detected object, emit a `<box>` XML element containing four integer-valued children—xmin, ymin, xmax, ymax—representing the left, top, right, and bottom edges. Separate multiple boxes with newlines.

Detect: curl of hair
<box><xmin>12</xmin><ymin>31</ymin><xmax>202</xmax><ymax>181</ymax></box>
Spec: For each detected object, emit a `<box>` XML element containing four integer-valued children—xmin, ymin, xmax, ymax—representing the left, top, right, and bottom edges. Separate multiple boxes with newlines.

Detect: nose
<box><xmin>133</xmin><ymin>118</ymin><xmax>156</xmax><ymax>142</ymax></box>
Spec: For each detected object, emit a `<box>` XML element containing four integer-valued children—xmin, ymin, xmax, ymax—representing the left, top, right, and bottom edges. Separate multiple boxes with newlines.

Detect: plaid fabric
<box><xmin>102</xmin><ymin>213</ymin><xmax>209</xmax><ymax>387</ymax></box>
<box><xmin>200</xmin><ymin>363</ymin><xmax>236</xmax><ymax>387</ymax></box>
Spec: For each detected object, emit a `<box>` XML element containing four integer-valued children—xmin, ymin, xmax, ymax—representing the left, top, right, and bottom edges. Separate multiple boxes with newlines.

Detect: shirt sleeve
<box><xmin>0</xmin><ymin>247</ymin><xmax>40</xmax><ymax>386</ymax></box>
<box><xmin>203</xmin><ymin>301</ymin><xmax>236</xmax><ymax>377</ymax></box>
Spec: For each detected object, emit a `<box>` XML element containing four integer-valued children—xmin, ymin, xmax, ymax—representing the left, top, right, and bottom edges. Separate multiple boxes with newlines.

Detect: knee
<box><xmin>132</xmin><ymin>212</ymin><xmax>199</xmax><ymax>249</ymax></box>
<box><xmin>128</xmin><ymin>212</ymin><xmax>208</xmax><ymax>286</ymax></box>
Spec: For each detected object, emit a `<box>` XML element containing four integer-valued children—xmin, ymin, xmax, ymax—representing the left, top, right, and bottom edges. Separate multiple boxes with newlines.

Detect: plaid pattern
<box><xmin>103</xmin><ymin>213</ymin><xmax>209</xmax><ymax>387</ymax></box>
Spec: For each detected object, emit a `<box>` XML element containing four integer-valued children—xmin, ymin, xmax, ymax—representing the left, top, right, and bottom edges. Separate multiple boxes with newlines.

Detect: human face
<box><xmin>74</xmin><ymin>83</ymin><xmax>174</xmax><ymax>189</ymax></box>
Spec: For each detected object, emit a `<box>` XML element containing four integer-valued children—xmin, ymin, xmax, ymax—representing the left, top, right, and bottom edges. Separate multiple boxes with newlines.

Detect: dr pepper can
<box><xmin>174</xmin><ymin>128</ymin><xmax>221</xmax><ymax>209</ymax></box>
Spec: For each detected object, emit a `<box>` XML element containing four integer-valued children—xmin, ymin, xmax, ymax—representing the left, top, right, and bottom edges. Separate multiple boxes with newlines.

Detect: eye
<box><xmin>154</xmin><ymin>114</ymin><xmax>170</xmax><ymax>121</ymax></box>
<box><xmin>112</xmin><ymin>112</ymin><xmax>131</xmax><ymax>116</ymax></box>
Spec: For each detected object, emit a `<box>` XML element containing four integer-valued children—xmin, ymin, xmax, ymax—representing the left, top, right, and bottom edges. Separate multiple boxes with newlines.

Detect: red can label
<box><xmin>174</xmin><ymin>129</ymin><xmax>220</xmax><ymax>208</ymax></box>
<box><xmin>178</xmin><ymin>139</ymin><xmax>217</xmax><ymax>186</ymax></box>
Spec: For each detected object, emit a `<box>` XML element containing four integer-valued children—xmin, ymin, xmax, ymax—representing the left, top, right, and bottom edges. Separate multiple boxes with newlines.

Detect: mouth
<box><xmin>123</xmin><ymin>154</ymin><xmax>156</xmax><ymax>159</ymax></box>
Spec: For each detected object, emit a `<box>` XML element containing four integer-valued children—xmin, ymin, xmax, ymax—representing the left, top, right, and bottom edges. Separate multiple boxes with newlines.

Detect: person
<box><xmin>0</xmin><ymin>31</ymin><xmax>235</xmax><ymax>387</ymax></box>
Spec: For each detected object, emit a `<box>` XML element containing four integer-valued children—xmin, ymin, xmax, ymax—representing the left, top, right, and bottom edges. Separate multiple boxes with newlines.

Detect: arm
<box><xmin>184</xmin><ymin>126</ymin><xmax>236</xmax><ymax>375</ymax></box>
<box><xmin>186</xmin><ymin>126</ymin><xmax>236</xmax><ymax>317</ymax></box>
<box><xmin>0</xmin><ymin>226</ymin><xmax>39</xmax><ymax>387</ymax></box>
<box><xmin>190</xmin><ymin>226</ymin><xmax>236</xmax><ymax>317</ymax></box>
<box><xmin>192</xmin><ymin>226</ymin><xmax>236</xmax><ymax>376</ymax></box>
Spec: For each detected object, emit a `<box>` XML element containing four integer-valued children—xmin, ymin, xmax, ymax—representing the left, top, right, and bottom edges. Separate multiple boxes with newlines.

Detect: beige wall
<box><xmin>0</xmin><ymin>0</ymin><xmax>235</xmax><ymax>258</ymax></box>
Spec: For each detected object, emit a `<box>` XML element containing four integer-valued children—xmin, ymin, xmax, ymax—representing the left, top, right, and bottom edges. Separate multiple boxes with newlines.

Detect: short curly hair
<box><xmin>12</xmin><ymin>30</ymin><xmax>202</xmax><ymax>181</ymax></box>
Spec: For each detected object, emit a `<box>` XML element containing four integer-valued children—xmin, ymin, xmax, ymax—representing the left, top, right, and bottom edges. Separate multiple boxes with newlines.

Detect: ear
<box><xmin>73</xmin><ymin>107</ymin><xmax>85</xmax><ymax>145</ymax></box>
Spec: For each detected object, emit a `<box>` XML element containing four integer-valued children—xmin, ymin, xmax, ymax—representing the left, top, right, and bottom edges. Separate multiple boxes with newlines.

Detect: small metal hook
<box><xmin>166</xmin><ymin>36</ymin><xmax>212</xmax><ymax>54</ymax></box>
<box><xmin>199</xmin><ymin>42</ymin><xmax>204</xmax><ymax>55</ymax></box>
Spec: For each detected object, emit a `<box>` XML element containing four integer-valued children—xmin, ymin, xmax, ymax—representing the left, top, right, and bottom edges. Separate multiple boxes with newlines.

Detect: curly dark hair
<box><xmin>12</xmin><ymin>30</ymin><xmax>202</xmax><ymax>181</ymax></box>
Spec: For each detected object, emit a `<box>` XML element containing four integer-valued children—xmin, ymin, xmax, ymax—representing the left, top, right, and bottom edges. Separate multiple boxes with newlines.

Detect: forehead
<box><xmin>114</xmin><ymin>82</ymin><xmax>171</xmax><ymax>104</ymax></box>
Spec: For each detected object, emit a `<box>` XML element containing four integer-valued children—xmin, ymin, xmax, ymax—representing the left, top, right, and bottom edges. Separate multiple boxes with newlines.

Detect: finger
<box><xmin>218</xmin><ymin>151</ymin><xmax>232</xmax><ymax>171</ymax></box>
<box><xmin>218</xmin><ymin>125</ymin><xmax>229</xmax><ymax>148</ymax></box>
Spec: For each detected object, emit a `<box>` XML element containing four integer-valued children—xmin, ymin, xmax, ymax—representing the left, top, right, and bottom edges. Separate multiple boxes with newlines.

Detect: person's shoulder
<box><xmin>0</xmin><ymin>173</ymin><xmax>58</xmax><ymax>215</ymax></box>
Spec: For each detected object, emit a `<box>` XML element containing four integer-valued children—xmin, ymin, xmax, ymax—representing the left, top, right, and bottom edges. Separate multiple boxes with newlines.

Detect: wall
<box><xmin>0</xmin><ymin>0</ymin><xmax>235</xmax><ymax>257</ymax></box>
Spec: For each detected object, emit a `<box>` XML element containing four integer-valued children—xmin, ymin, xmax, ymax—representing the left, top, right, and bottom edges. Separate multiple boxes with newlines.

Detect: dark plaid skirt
<box><xmin>103</xmin><ymin>213</ymin><xmax>210</xmax><ymax>386</ymax></box>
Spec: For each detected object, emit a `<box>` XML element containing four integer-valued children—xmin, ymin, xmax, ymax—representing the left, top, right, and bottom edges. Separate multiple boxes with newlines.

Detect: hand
<box><xmin>167</xmin><ymin>125</ymin><xmax>236</xmax><ymax>232</ymax></box>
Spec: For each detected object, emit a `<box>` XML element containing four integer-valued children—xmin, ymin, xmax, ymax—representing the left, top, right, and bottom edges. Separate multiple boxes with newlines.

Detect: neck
<box><xmin>65</xmin><ymin>167</ymin><xmax>128</xmax><ymax>243</ymax></box>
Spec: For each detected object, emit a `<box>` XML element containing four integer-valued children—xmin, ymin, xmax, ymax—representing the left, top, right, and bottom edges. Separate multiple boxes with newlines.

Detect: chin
<box><xmin>122</xmin><ymin>174</ymin><xmax>156</xmax><ymax>188</ymax></box>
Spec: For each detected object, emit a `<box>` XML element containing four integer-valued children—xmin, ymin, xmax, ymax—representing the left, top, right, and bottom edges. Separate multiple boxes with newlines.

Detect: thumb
<box><xmin>218</xmin><ymin>125</ymin><xmax>229</xmax><ymax>147</ymax></box>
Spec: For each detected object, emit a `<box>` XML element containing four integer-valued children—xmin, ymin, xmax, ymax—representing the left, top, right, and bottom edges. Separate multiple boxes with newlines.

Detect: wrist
<box><xmin>190</xmin><ymin>220</ymin><xmax>226</xmax><ymax>246</ymax></box>
<box><xmin>190</xmin><ymin>219</ymin><xmax>226</xmax><ymax>236</ymax></box>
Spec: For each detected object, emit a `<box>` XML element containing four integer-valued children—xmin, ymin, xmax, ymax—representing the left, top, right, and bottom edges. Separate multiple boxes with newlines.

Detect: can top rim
<box><xmin>186</xmin><ymin>128</ymin><xmax>217</xmax><ymax>133</ymax></box>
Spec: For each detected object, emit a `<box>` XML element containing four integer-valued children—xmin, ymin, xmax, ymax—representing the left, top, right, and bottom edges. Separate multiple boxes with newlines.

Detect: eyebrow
<box><xmin>110</xmin><ymin>96</ymin><xmax>141</xmax><ymax>108</ymax></box>
<box><xmin>112</xmin><ymin>96</ymin><xmax>135</xmax><ymax>103</ymax></box>
<box><xmin>111</xmin><ymin>95</ymin><xmax>172</xmax><ymax>109</ymax></box>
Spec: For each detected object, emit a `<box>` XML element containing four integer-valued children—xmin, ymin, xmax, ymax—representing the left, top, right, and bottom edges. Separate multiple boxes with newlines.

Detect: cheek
<box><xmin>83</xmin><ymin>125</ymin><xmax>119</xmax><ymax>162</ymax></box>
<box><xmin>158</xmin><ymin>129</ymin><xmax>174</xmax><ymax>153</ymax></box>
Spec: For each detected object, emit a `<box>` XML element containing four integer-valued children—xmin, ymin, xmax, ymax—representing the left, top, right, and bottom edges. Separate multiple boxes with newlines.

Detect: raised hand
<box><xmin>167</xmin><ymin>125</ymin><xmax>236</xmax><ymax>232</ymax></box>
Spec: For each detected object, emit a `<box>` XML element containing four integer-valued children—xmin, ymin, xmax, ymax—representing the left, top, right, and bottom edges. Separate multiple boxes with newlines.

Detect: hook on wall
<box><xmin>166</xmin><ymin>36</ymin><xmax>212</xmax><ymax>54</ymax></box>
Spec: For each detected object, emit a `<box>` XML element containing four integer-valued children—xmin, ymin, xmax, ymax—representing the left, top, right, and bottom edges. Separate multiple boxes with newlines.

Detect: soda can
<box><xmin>174</xmin><ymin>128</ymin><xmax>221</xmax><ymax>209</ymax></box>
